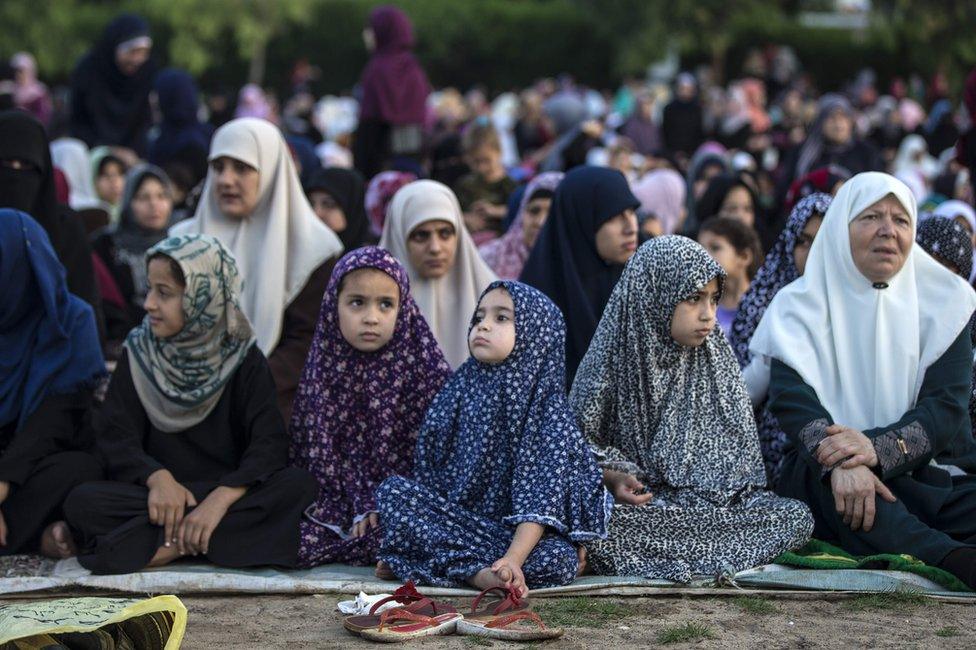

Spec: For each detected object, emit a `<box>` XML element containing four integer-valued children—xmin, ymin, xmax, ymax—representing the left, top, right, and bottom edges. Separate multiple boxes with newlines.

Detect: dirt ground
<box><xmin>178</xmin><ymin>592</ymin><xmax>976</xmax><ymax>649</ymax></box>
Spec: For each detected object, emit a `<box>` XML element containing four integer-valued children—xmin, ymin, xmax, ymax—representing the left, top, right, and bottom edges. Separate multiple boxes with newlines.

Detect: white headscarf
<box><xmin>49</xmin><ymin>137</ymin><xmax>103</xmax><ymax>210</ymax></box>
<box><xmin>379</xmin><ymin>180</ymin><xmax>497</xmax><ymax>368</ymax></box>
<box><xmin>170</xmin><ymin>117</ymin><xmax>343</xmax><ymax>354</ymax></box>
<box><xmin>750</xmin><ymin>172</ymin><xmax>976</xmax><ymax>431</ymax></box>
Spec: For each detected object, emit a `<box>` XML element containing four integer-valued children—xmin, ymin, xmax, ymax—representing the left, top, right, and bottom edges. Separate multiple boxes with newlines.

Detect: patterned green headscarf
<box><xmin>124</xmin><ymin>234</ymin><xmax>255</xmax><ymax>432</ymax></box>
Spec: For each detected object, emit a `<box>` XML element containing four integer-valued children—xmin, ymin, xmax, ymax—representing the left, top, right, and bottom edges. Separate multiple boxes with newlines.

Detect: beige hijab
<box><xmin>379</xmin><ymin>180</ymin><xmax>497</xmax><ymax>367</ymax></box>
<box><xmin>170</xmin><ymin>117</ymin><xmax>343</xmax><ymax>353</ymax></box>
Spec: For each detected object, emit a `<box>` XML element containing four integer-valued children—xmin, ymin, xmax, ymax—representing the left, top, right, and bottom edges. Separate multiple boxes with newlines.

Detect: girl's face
<box><xmin>952</xmin><ymin>214</ymin><xmax>976</xmax><ymax>247</ymax></box>
<box><xmin>309</xmin><ymin>189</ymin><xmax>347</xmax><ymax>233</ymax></box>
<box><xmin>144</xmin><ymin>257</ymin><xmax>185</xmax><ymax>338</ymax></box>
<box><xmin>520</xmin><ymin>196</ymin><xmax>552</xmax><ymax>248</ymax></box>
<box><xmin>337</xmin><ymin>268</ymin><xmax>400</xmax><ymax>352</ymax></box>
<box><xmin>595</xmin><ymin>209</ymin><xmax>638</xmax><ymax>265</ymax></box>
<box><xmin>718</xmin><ymin>186</ymin><xmax>755</xmax><ymax>227</ymax></box>
<box><xmin>792</xmin><ymin>215</ymin><xmax>823</xmax><ymax>276</ymax></box>
<box><xmin>670</xmin><ymin>277</ymin><xmax>720</xmax><ymax>348</ymax></box>
<box><xmin>698</xmin><ymin>231</ymin><xmax>752</xmax><ymax>279</ymax></box>
<box><xmin>211</xmin><ymin>156</ymin><xmax>261</xmax><ymax>220</ymax></box>
<box><xmin>131</xmin><ymin>177</ymin><xmax>173</xmax><ymax>231</ymax></box>
<box><xmin>407</xmin><ymin>220</ymin><xmax>458</xmax><ymax>280</ymax></box>
<box><xmin>469</xmin><ymin>287</ymin><xmax>516</xmax><ymax>364</ymax></box>
<box><xmin>96</xmin><ymin>161</ymin><xmax>127</xmax><ymax>205</ymax></box>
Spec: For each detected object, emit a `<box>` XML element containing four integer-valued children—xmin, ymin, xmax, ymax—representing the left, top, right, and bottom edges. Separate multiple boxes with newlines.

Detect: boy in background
<box><xmin>454</xmin><ymin>122</ymin><xmax>516</xmax><ymax>241</ymax></box>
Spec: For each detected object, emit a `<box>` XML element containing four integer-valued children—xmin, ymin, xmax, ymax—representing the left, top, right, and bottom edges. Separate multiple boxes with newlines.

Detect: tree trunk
<box><xmin>248</xmin><ymin>37</ymin><xmax>268</xmax><ymax>86</ymax></box>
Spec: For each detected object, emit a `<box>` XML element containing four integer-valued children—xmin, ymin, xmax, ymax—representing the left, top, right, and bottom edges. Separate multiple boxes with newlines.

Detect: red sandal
<box><xmin>466</xmin><ymin>585</ymin><xmax>530</xmax><ymax>621</ymax></box>
<box><xmin>343</xmin><ymin>581</ymin><xmax>457</xmax><ymax>635</ymax></box>
<box><xmin>457</xmin><ymin>609</ymin><xmax>563</xmax><ymax>641</ymax></box>
<box><xmin>359</xmin><ymin>607</ymin><xmax>463</xmax><ymax>642</ymax></box>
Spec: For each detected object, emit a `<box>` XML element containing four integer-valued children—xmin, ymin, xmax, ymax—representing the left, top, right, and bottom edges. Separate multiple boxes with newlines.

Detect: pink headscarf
<box><xmin>365</xmin><ymin>171</ymin><xmax>417</xmax><ymax>236</ymax></box>
<box><xmin>478</xmin><ymin>172</ymin><xmax>563</xmax><ymax>280</ymax></box>
<box><xmin>235</xmin><ymin>84</ymin><xmax>273</xmax><ymax>121</ymax></box>
<box><xmin>631</xmin><ymin>169</ymin><xmax>686</xmax><ymax>235</ymax></box>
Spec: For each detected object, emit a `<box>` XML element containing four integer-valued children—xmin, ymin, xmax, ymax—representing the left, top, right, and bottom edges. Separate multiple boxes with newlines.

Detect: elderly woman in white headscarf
<box><xmin>753</xmin><ymin>172</ymin><xmax>976</xmax><ymax>590</ymax></box>
<box><xmin>379</xmin><ymin>180</ymin><xmax>497</xmax><ymax>368</ymax></box>
<box><xmin>171</xmin><ymin>117</ymin><xmax>344</xmax><ymax>422</ymax></box>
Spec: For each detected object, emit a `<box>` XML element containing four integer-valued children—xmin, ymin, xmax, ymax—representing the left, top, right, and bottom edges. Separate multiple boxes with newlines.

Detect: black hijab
<box><xmin>69</xmin><ymin>14</ymin><xmax>156</xmax><ymax>154</ymax></box>
<box><xmin>0</xmin><ymin>111</ymin><xmax>62</xmax><ymax>245</ymax></box>
<box><xmin>303</xmin><ymin>167</ymin><xmax>371</xmax><ymax>251</ymax></box>
<box><xmin>0</xmin><ymin>110</ymin><xmax>101</xmax><ymax>322</ymax></box>
<box><xmin>519</xmin><ymin>166</ymin><xmax>640</xmax><ymax>385</ymax></box>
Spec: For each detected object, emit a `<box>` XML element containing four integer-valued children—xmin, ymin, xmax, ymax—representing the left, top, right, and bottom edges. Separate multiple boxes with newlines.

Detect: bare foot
<box><xmin>147</xmin><ymin>543</ymin><xmax>181</xmax><ymax>568</ymax></box>
<box><xmin>375</xmin><ymin>560</ymin><xmax>395</xmax><ymax>580</ymax></box>
<box><xmin>576</xmin><ymin>546</ymin><xmax>590</xmax><ymax>577</ymax></box>
<box><xmin>39</xmin><ymin>521</ymin><xmax>77</xmax><ymax>559</ymax></box>
<box><xmin>467</xmin><ymin>567</ymin><xmax>509</xmax><ymax>592</ymax></box>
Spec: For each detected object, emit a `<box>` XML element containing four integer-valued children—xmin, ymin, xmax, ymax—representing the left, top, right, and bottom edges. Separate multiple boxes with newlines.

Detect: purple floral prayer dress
<box><xmin>289</xmin><ymin>246</ymin><xmax>451</xmax><ymax>567</ymax></box>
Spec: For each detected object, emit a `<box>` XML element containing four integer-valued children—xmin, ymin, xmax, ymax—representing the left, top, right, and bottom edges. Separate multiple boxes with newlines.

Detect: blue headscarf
<box><xmin>730</xmin><ymin>192</ymin><xmax>833</xmax><ymax>367</ymax></box>
<box><xmin>148</xmin><ymin>68</ymin><xmax>213</xmax><ymax>169</ymax></box>
<box><xmin>519</xmin><ymin>166</ymin><xmax>640</xmax><ymax>384</ymax></box>
<box><xmin>0</xmin><ymin>210</ymin><xmax>105</xmax><ymax>428</ymax></box>
<box><xmin>412</xmin><ymin>280</ymin><xmax>611</xmax><ymax>541</ymax></box>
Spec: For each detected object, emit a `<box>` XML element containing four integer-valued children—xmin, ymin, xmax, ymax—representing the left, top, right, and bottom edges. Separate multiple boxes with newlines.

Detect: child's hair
<box><xmin>699</xmin><ymin>216</ymin><xmax>764</xmax><ymax>280</ymax></box>
<box><xmin>147</xmin><ymin>252</ymin><xmax>186</xmax><ymax>287</ymax></box>
<box><xmin>461</xmin><ymin>122</ymin><xmax>501</xmax><ymax>156</ymax></box>
<box><xmin>97</xmin><ymin>154</ymin><xmax>126</xmax><ymax>177</ymax></box>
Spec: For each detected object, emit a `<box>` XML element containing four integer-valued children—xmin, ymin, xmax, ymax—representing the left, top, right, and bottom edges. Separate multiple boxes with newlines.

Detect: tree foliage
<box><xmin>0</xmin><ymin>0</ymin><xmax>973</xmax><ymax>93</ymax></box>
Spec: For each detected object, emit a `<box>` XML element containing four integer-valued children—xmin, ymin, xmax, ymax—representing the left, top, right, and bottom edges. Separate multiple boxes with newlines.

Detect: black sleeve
<box><xmin>768</xmin><ymin>329</ymin><xmax>973</xmax><ymax>482</ymax></box>
<box><xmin>219</xmin><ymin>347</ymin><xmax>289</xmax><ymax>487</ymax></box>
<box><xmin>94</xmin><ymin>351</ymin><xmax>163</xmax><ymax>484</ymax></box>
<box><xmin>864</xmin><ymin>329</ymin><xmax>972</xmax><ymax>481</ymax></box>
<box><xmin>767</xmin><ymin>359</ymin><xmax>835</xmax><ymax>476</ymax></box>
<box><xmin>0</xmin><ymin>391</ymin><xmax>93</xmax><ymax>486</ymax></box>
<box><xmin>69</xmin><ymin>65</ymin><xmax>97</xmax><ymax>148</ymax></box>
<box><xmin>58</xmin><ymin>212</ymin><xmax>106</xmax><ymax>343</ymax></box>
<box><xmin>267</xmin><ymin>258</ymin><xmax>333</xmax><ymax>423</ymax></box>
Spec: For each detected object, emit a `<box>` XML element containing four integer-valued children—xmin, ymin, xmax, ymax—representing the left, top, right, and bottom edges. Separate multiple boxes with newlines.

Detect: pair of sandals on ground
<box><xmin>343</xmin><ymin>581</ymin><xmax>562</xmax><ymax>642</ymax></box>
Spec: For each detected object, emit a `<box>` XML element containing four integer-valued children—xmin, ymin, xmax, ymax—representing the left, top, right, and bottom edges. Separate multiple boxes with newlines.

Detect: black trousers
<box><xmin>777</xmin><ymin>454</ymin><xmax>976</xmax><ymax>566</ymax></box>
<box><xmin>64</xmin><ymin>467</ymin><xmax>317</xmax><ymax>575</ymax></box>
<box><xmin>0</xmin><ymin>451</ymin><xmax>102</xmax><ymax>555</ymax></box>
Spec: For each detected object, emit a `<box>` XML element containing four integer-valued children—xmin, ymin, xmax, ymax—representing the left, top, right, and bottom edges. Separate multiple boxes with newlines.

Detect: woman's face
<box><xmin>96</xmin><ymin>161</ymin><xmax>126</xmax><ymax>206</ymax></box>
<box><xmin>792</xmin><ymin>215</ymin><xmax>823</xmax><ymax>276</ymax></box>
<box><xmin>309</xmin><ymin>190</ymin><xmax>347</xmax><ymax>233</ymax></box>
<box><xmin>848</xmin><ymin>194</ymin><xmax>913</xmax><ymax>283</ymax></box>
<box><xmin>520</xmin><ymin>196</ymin><xmax>552</xmax><ymax>249</ymax></box>
<box><xmin>211</xmin><ymin>156</ymin><xmax>261</xmax><ymax>220</ymax></box>
<box><xmin>823</xmin><ymin>109</ymin><xmax>853</xmax><ymax>145</ymax></box>
<box><xmin>718</xmin><ymin>186</ymin><xmax>755</xmax><ymax>227</ymax></box>
<box><xmin>130</xmin><ymin>177</ymin><xmax>173</xmax><ymax>231</ymax></box>
<box><xmin>406</xmin><ymin>220</ymin><xmax>458</xmax><ymax>280</ymax></box>
<box><xmin>115</xmin><ymin>45</ymin><xmax>151</xmax><ymax>76</ymax></box>
<box><xmin>595</xmin><ymin>209</ymin><xmax>638</xmax><ymax>265</ymax></box>
<box><xmin>693</xmin><ymin>163</ymin><xmax>723</xmax><ymax>200</ymax></box>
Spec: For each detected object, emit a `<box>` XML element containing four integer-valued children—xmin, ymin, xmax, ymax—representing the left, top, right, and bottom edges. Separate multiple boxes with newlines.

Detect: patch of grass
<box><xmin>731</xmin><ymin>595</ymin><xmax>777</xmax><ymax>615</ymax></box>
<box><xmin>534</xmin><ymin>597</ymin><xmax>634</xmax><ymax>628</ymax></box>
<box><xmin>463</xmin><ymin>636</ymin><xmax>494</xmax><ymax>647</ymax></box>
<box><xmin>936</xmin><ymin>626</ymin><xmax>959</xmax><ymax>638</ymax></box>
<box><xmin>656</xmin><ymin>621</ymin><xmax>716</xmax><ymax>644</ymax></box>
<box><xmin>843</xmin><ymin>590</ymin><xmax>931</xmax><ymax>611</ymax></box>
